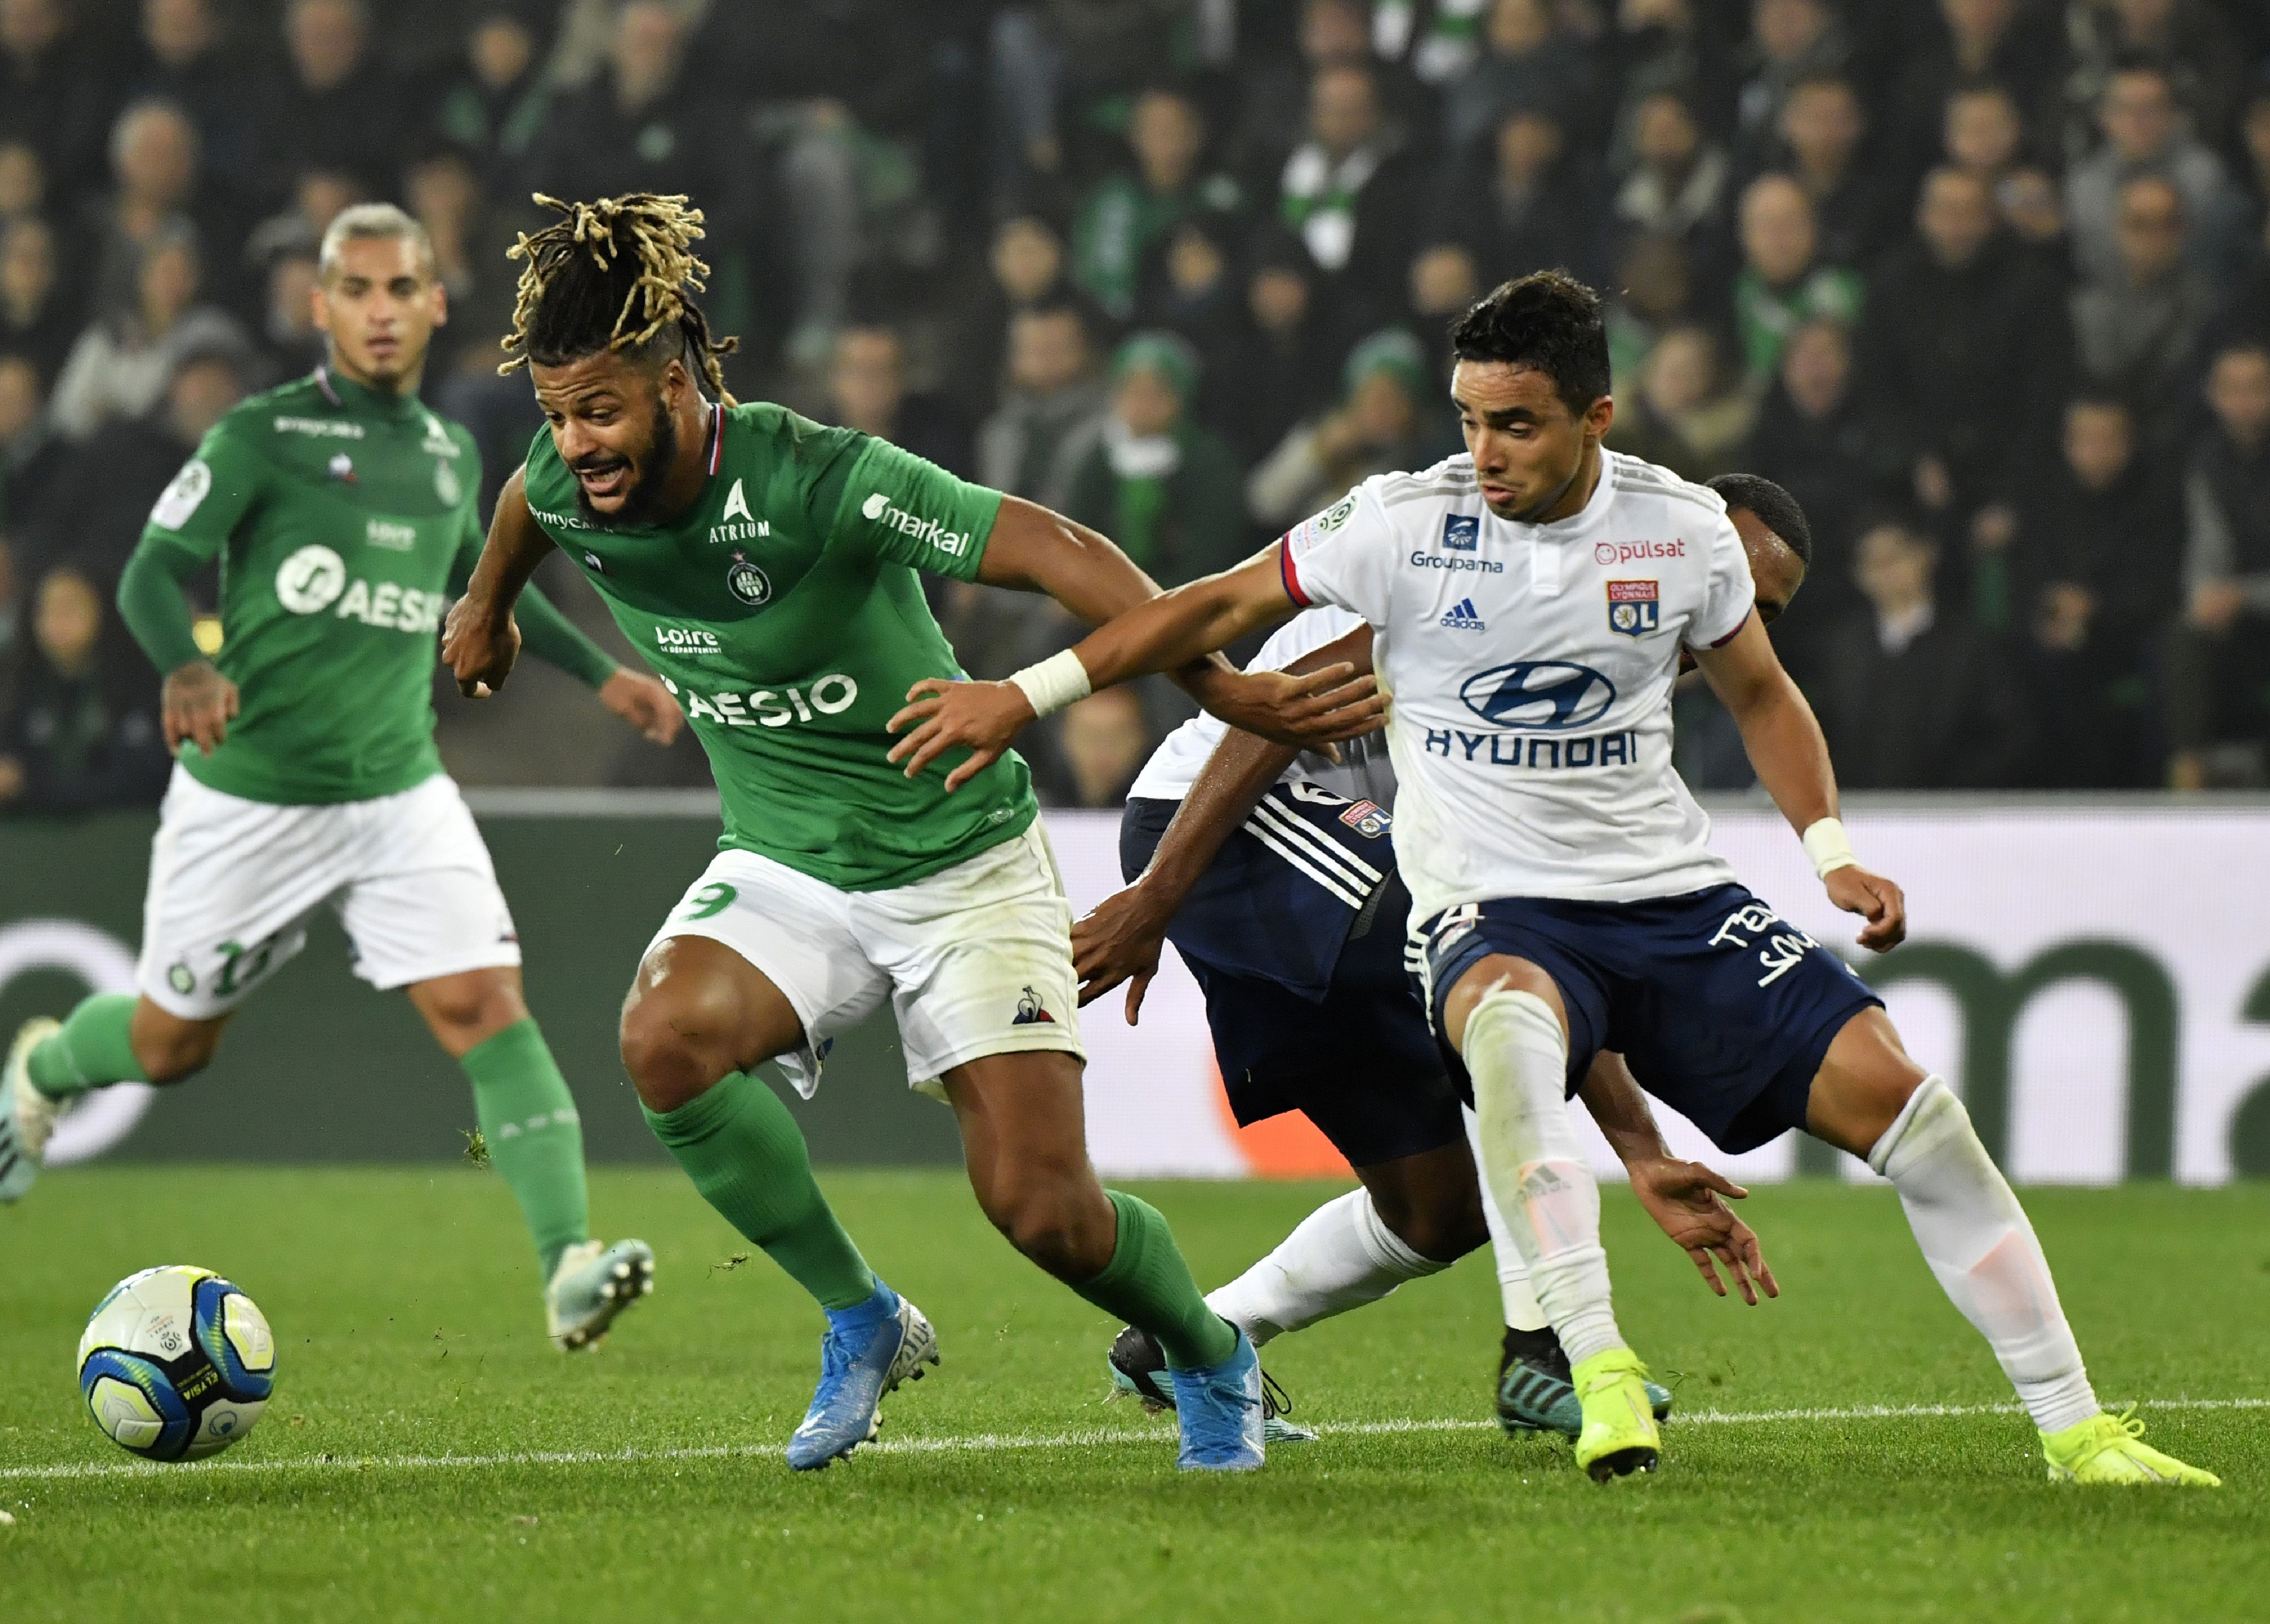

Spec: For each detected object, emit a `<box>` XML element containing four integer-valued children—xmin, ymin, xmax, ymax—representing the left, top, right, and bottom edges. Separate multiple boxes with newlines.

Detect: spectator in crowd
<box><xmin>2009</xmin><ymin>396</ymin><xmax>2178</xmax><ymax>788</ymax></box>
<box><xmin>1442</xmin><ymin>0</ymin><xmax>1592</xmax><ymax>163</ymax></box>
<box><xmin>1733</xmin><ymin>0</ymin><xmax>1849</xmax><ymax>170</ymax></box>
<box><xmin>1071</xmin><ymin>84</ymin><xmax>1243</xmax><ymax>325</ymax></box>
<box><xmin>0</xmin><ymin>138</ymin><xmax>40</xmax><ymax>233</ymax></box>
<box><xmin>1773</xmin><ymin>74</ymin><xmax>1889</xmax><ymax>270</ymax></box>
<box><xmin>948</xmin><ymin>211</ymin><xmax>1096</xmax><ymax>425</ymax></box>
<box><xmin>2242</xmin><ymin>86</ymin><xmax>2270</xmax><ymax>217</ymax></box>
<box><xmin>1225</xmin><ymin>0</ymin><xmax>1379</xmax><ymax>191</ymax></box>
<box><xmin>88</xmin><ymin>100</ymin><xmax>213</xmax><ymax>321</ymax></box>
<box><xmin>1604</xmin><ymin>231</ymin><xmax>1697</xmax><ymax>396</ymax></box>
<box><xmin>1861</xmin><ymin>165</ymin><xmax>2066</xmax><ymax>553</ymax></box>
<box><xmin>530</xmin><ymin>1</ymin><xmax>723</xmax><ymax>223</ymax></box>
<box><xmin>2065</xmin><ymin>63</ymin><xmax>2247</xmax><ymax>287</ymax></box>
<box><xmin>1943</xmin><ymin>80</ymin><xmax>2024</xmax><ymax>193</ymax></box>
<box><xmin>1250</xmin><ymin>327</ymin><xmax>1435</xmax><ymax>530</ymax></box>
<box><xmin>1814</xmin><ymin>518</ymin><xmax>2031</xmax><ymax>789</ymax></box>
<box><xmin>1890</xmin><ymin>0</ymin><xmax>2061</xmax><ymax>180</ymax></box>
<box><xmin>403</xmin><ymin>148</ymin><xmax>522</xmax><ymax>383</ymax></box>
<box><xmin>1031</xmin><ymin>687</ymin><xmax>1155</xmax><ymax>808</ymax></box>
<box><xmin>0</xmin><ymin>349</ymin><xmax>64</xmax><ymax>538</ymax></box>
<box><xmin>129</xmin><ymin>0</ymin><xmax>255</xmax><ymax>196</ymax></box>
<box><xmin>432</xmin><ymin>7</ymin><xmax>555</xmax><ymax>195</ymax></box>
<box><xmin>2069</xmin><ymin>174</ymin><xmax>2210</xmax><ymax>428</ymax></box>
<box><xmin>1605</xmin><ymin>324</ymin><xmax>1749</xmax><ymax>481</ymax></box>
<box><xmin>259</xmin><ymin>0</ymin><xmax>404</xmax><ymax>198</ymax></box>
<box><xmin>1739</xmin><ymin>316</ymin><xmax>1899</xmax><ymax>670</ymax></box>
<box><xmin>2061</xmin><ymin>0</ymin><xmax>2247</xmax><ymax>156</ymax></box>
<box><xmin>1063</xmin><ymin>331</ymin><xmax>1247</xmax><ymax>589</ymax></box>
<box><xmin>1216</xmin><ymin>227</ymin><xmax>1337</xmax><ymax>465</ymax></box>
<box><xmin>1435</xmin><ymin>105</ymin><xmax>1600</xmax><ymax>286</ymax></box>
<box><xmin>242</xmin><ymin>166</ymin><xmax>364</xmax><ymax>275</ymax></box>
<box><xmin>1731</xmin><ymin>172</ymin><xmax>1862</xmax><ymax>390</ymax></box>
<box><xmin>1144</xmin><ymin>212</ymin><xmax>1253</xmax><ymax>388</ymax></box>
<box><xmin>1610</xmin><ymin>87</ymin><xmax>1728</xmax><ymax>252</ymax></box>
<box><xmin>25</xmin><ymin>344</ymin><xmax>242</xmax><ymax>581</ymax></box>
<box><xmin>825</xmin><ymin>323</ymin><xmax>970</xmax><ymax>476</ymax></box>
<box><xmin>988</xmin><ymin>0</ymin><xmax>1190</xmax><ymax>192</ymax></box>
<box><xmin>977</xmin><ymin>299</ymin><xmax>1109</xmax><ymax>507</ymax></box>
<box><xmin>47</xmin><ymin>232</ymin><xmax>247</xmax><ymax>442</ymax></box>
<box><xmin>1278</xmin><ymin>62</ymin><xmax>1424</xmax><ymax>340</ymax></box>
<box><xmin>1997</xmin><ymin>161</ymin><xmax>2069</xmax><ymax>266</ymax></box>
<box><xmin>1402</xmin><ymin>238</ymin><xmax>1479</xmax><ymax>382</ymax></box>
<box><xmin>1602</xmin><ymin>0</ymin><xmax>1727</xmax><ymax>171</ymax></box>
<box><xmin>0</xmin><ymin>0</ymin><xmax>103</xmax><ymax>199</ymax></box>
<box><xmin>258</xmin><ymin>247</ymin><xmax>323</xmax><ymax>380</ymax></box>
<box><xmin>2166</xmin><ymin>343</ymin><xmax>2270</xmax><ymax>789</ymax></box>
<box><xmin>0</xmin><ymin>562</ymin><xmax>169</xmax><ymax>817</ymax></box>
<box><xmin>1</xmin><ymin>217</ymin><xmax>72</xmax><ymax>384</ymax></box>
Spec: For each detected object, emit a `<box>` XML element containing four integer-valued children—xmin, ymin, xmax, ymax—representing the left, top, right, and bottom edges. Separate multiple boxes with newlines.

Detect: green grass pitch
<box><xmin>2</xmin><ymin>1168</ymin><xmax>2264</xmax><ymax>1622</ymax></box>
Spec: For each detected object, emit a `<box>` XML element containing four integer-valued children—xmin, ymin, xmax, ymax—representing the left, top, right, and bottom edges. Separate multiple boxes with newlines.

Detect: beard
<box><xmin>571</xmin><ymin>395</ymin><xmax>681</xmax><ymax>527</ymax></box>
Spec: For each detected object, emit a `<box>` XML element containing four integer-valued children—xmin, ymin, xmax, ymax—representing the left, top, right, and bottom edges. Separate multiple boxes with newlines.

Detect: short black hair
<box><xmin>1708</xmin><ymin>472</ymin><xmax>1812</xmax><ymax>567</ymax></box>
<box><xmin>1448</xmin><ymin>271</ymin><xmax>1610</xmax><ymax>417</ymax></box>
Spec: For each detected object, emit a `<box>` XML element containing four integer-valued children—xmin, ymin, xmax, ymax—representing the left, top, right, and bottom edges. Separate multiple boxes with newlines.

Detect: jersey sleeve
<box><xmin>1685</xmin><ymin>505</ymin><xmax>1756</xmax><ymax>650</ymax></box>
<box><xmin>139</xmin><ymin>418</ymin><xmax>268</xmax><ymax>564</ymax></box>
<box><xmin>1277</xmin><ymin>482</ymin><xmax>1395</xmax><ymax>626</ymax></box>
<box><xmin>819</xmin><ymin>434</ymin><xmax>1003</xmax><ymax>582</ymax></box>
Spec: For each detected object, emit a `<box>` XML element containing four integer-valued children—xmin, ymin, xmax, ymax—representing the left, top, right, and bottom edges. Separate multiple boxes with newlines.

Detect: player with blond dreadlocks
<box><xmin>443</xmin><ymin>193</ymin><xmax>1384</xmax><ymax>1473</ymax></box>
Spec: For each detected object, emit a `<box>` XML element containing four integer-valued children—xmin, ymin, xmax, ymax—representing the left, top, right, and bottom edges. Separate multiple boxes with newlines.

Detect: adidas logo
<box><xmin>1440</xmin><ymin>597</ymin><xmax>1487</xmax><ymax>630</ymax></box>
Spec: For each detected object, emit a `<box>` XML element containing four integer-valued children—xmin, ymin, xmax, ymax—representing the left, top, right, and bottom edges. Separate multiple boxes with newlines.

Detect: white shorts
<box><xmin>649</xmin><ymin>820</ymin><xmax>1084</xmax><ymax>1098</ymax></box>
<box><xmin>138</xmin><ymin>767</ymin><xmax>520</xmax><ymax>1020</ymax></box>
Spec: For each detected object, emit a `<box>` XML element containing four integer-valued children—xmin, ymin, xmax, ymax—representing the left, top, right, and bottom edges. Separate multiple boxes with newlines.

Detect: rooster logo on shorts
<box><xmin>1012</xmin><ymin>986</ymin><xmax>1055</xmax><ymax>1025</ymax></box>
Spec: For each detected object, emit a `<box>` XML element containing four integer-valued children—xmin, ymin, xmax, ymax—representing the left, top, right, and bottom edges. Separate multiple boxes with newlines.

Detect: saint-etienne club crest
<box><xmin>1607</xmin><ymin>579</ymin><xmax>1660</xmax><ymax>638</ymax></box>
<box><xmin>725</xmin><ymin>550</ymin><xmax>772</xmax><ymax>606</ymax></box>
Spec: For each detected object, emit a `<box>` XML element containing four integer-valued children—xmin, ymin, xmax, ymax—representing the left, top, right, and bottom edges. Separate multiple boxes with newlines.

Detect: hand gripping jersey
<box><xmin>138</xmin><ymin>367</ymin><xmax>486</xmax><ymax>804</ymax></box>
<box><xmin>521</xmin><ymin>402</ymin><xmax>1038</xmax><ymax>891</ymax></box>
<box><xmin>1278</xmin><ymin>450</ymin><xmax>1754</xmax><ymax>918</ymax></box>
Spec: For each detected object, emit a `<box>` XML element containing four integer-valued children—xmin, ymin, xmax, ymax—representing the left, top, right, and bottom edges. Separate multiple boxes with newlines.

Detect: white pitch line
<box><xmin>4</xmin><ymin>1397</ymin><xmax>2262</xmax><ymax>1485</ymax></box>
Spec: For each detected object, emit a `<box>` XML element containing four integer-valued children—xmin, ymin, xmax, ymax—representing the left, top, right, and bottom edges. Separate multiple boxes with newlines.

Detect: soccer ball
<box><xmin>77</xmin><ymin>1266</ymin><xmax>275</xmax><ymax>1461</ymax></box>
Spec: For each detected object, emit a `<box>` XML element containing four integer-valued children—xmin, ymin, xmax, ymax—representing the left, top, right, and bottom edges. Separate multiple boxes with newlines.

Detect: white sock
<box><xmin>1466</xmin><ymin>989</ymin><xmax>1624</xmax><ymax>1366</ymax></box>
<box><xmin>1867</xmin><ymin>1076</ymin><xmax>2099</xmax><ymax>1434</ymax></box>
<box><xmin>1205</xmin><ymin>1188</ymin><xmax>1448</xmax><ymax>1347</ymax></box>
<box><xmin>1463</xmin><ymin>1104</ymin><xmax>1548</xmax><ymax>1330</ymax></box>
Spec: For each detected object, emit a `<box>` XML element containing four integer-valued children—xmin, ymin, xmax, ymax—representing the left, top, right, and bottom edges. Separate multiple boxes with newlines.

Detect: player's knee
<box><xmin>135</xmin><ymin>1023</ymin><xmax>219</xmax><ymax>1085</ymax></box>
<box><xmin>1371</xmin><ymin>1186</ymin><xmax>1487</xmax><ymax>1264</ymax></box>
<box><xmin>418</xmin><ymin>975</ymin><xmax>525</xmax><ymax>1050</ymax></box>
<box><xmin>617</xmin><ymin>989</ymin><xmax>725</xmax><ymax>1114</ymax></box>
<box><xmin>983</xmin><ymin>1178</ymin><xmax>1112</xmax><ymax>1280</ymax></box>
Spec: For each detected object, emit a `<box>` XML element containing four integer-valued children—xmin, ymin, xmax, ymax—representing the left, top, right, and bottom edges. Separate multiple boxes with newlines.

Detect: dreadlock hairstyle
<box><xmin>499</xmin><ymin>193</ymin><xmax>739</xmax><ymax>404</ymax></box>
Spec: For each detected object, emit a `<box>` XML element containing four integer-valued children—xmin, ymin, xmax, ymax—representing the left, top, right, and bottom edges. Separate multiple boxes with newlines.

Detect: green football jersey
<box><xmin>139</xmin><ymin>367</ymin><xmax>483</xmax><ymax>804</ymax></box>
<box><xmin>521</xmin><ymin>401</ymin><xmax>1036</xmax><ymax>891</ymax></box>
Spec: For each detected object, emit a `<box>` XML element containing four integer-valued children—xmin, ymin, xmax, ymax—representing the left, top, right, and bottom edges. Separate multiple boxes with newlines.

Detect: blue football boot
<box><xmin>784</xmin><ymin>1281</ymin><xmax>938</xmax><ymax>1471</ymax></box>
<box><xmin>1167</xmin><ymin>1324</ymin><xmax>1266</xmax><ymax>1472</ymax></box>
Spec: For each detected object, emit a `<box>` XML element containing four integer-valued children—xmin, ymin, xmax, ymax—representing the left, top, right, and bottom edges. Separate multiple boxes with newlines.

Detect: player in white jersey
<box><xmin>888</xmin><ymin>272</ymin><xmax>2219</xmax><ymax>1488</ymax></box>
<box><xmin>1080</xmin><ymin>475</ymin><xmax>1810</xmax><ymax>1443</ymax></box>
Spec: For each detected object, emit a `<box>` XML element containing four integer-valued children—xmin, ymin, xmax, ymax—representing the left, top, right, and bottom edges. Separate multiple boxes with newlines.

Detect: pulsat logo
<box><xmin>1459</xmin><ymin>661</ymin><xmax>1617</xmax><ymax>730</ymax></box>
<box><xmin>862</xmin><ymin>491</ymin><xmax>970</xmax><ymax>556</ymax></box>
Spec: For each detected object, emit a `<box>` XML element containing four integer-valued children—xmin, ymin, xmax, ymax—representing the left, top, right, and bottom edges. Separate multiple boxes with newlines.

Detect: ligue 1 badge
<box><xmin>328</xmin><ymin>452</ymin><xmax>355</xmax><ymax>483</ymax></box>
<box><xmin>725</xmin><ymin>551</ymin><xmax>772</xmax><ymax>606</ymax></box>
<box><xmin>1607</xmin><ymin>579</ymin><xmax>1660</xmax><ymax>637</ymax></box>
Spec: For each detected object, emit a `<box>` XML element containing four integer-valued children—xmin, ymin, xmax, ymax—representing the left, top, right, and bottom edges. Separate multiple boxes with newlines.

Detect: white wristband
<box><xmin>1006</xmin><ymin>649</ymin><xmax>1092</xmax><ymax>718</ymax></box>
<box><xmin>1801</xmin><ymin>817</ymin><xmax>1858</xmax><ymax>879</ymax></box>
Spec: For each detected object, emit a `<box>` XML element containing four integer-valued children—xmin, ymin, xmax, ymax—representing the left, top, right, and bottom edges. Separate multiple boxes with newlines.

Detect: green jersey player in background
<box><xmin>443</xmin><ymin>194</ymin><xmax>1380</xmax><ymax>1472</ymax></box>
<box><xmin>0</xmin><ymin>204</ymin><xmax>683</xmax><ymax>1353</ymax></box>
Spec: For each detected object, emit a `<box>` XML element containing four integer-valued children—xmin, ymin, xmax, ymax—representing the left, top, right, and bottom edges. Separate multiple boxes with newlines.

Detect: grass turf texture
<box><xmin>2</xmin><ymin>1169</ymin><xmax>2263</xmax><ymax>1622</ymax></box>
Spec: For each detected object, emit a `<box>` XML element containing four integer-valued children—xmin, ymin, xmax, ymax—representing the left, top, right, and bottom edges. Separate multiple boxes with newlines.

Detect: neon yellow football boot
<box><xmin>2043</xmin><ymin>1408</ymin><xmax>2220</xmax><ymax>1486</ymax></box>
<box><xmin>1570</xmin><ymin>1348</ymin><xmax>1661</xmax><ymax>1482</ymax></box>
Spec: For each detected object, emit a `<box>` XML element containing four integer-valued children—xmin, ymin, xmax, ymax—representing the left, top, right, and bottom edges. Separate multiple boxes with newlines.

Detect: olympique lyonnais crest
<box><xmin>1607</xmin><ymin>579</ymin><xmax>1660</xmax><ymax>637</ymax></box>
<box><xmin>1338</xmin><ymin>798</ymin><xmax>1392</xmax><ymax>838</ymax></box>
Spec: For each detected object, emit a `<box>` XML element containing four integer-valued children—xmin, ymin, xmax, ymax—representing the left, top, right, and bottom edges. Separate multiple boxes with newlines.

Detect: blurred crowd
<box><xmin>3</xmin><ymin>0</ymin><xmax>2270</xmax><ymax>813</ymax></box>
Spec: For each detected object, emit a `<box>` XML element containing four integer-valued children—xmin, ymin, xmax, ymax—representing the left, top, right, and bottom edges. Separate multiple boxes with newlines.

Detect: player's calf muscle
<box><xmin>1359</xmin><ymin>1147</ymin><xmax>1489</xmax><ymax>1263</ymax></box>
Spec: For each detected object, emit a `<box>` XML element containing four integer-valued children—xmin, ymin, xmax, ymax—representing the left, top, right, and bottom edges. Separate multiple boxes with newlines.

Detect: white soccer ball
<box><xmin>77</xmin><ymin>1265</ymin><xmax>275</xmax><ymax>1461</ymax></box>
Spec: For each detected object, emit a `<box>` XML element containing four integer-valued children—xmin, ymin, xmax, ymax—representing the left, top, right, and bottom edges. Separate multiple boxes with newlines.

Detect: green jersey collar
<box><xmin>313</xmin><ymin>364</ymin><xmax>429</xmax><ymax>425</ymax></box>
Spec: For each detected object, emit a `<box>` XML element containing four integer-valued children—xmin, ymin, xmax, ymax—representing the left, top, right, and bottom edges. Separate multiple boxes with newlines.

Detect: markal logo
<box><xmin>709</xmin><ymin>478</ymin><xmax>770</xmax><ymax>545</ymax></box>
<box><xmin>655</xmin><ymin>625</ymin><xmax>723</xmax><ymax>656</ymax></box>
<box><xmin>365</xmin><ymin>518</ymin><xmax>418</xmax><ymax>551</ymax></box>
<box><xmin>862</xmin><ymin>490</ymin><xmax>970</xmax><ymax>556</ymax></box>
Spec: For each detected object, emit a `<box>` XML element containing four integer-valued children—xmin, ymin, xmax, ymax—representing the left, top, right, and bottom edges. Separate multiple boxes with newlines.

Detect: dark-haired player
<box><xmin>888</xmin><ymin>271</ymin><xmax>2218</xmax><ymax>1487</ymax></box>
<box><xmin>1</xmin><ymin>204</ymin><xmax>678</xmax><ymax>1352</ymax></box>
<box><xmin>442</xmin><ymin>193</ymin><xmax>1380</xmax><ymax>1473</ymax></box>
<box><xmin>1084</xmin><ymin>474</ymin><xmax>1811</xmax><ymax>1444</ymax></box>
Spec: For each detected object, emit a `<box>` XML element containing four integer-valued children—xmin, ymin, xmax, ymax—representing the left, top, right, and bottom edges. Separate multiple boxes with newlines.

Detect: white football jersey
<box><xmin>1126</xmin><ymin>603</ymin><xmax>1396</xmax><ymax>808</ymax></box>
<box><xmin>1279</xmin><ymin>449</ymin><xmax>1754</xmax><ymax>917</ymax></box>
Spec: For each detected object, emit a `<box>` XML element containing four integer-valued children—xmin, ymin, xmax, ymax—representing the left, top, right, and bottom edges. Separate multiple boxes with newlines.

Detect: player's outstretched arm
<box><xmin>889</xmin><ymin>541</ymin><xmax>1381</xmax><ymax>791</ymax></box>
<box><xmin>1579</xmin><ymin>1053</ymin><xmax>1779</xmax><ymax>1305</ymax></box>
<box><xmin>1691</xmin><ymin>612</ymin><xmax>1906</xmax><ymax>951</ymax></box>
<box><xmin>443</xmin><ymin>469</ymin><xmax>550</xmax><ymax>698</ymax></box>
<box><xmin>1073</xmin><ymin>625</ymin><xmax>1375</xmax><ymax>1020</ymax></box>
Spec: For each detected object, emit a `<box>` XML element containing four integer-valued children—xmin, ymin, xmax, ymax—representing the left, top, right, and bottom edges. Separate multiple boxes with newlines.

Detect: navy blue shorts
<box><xmin>1122</xmin><ymin>788</ymin><xmax>1462</xmax><ymax>1168</ymax></box>
<box><xmin>1418</xmin><ymin>884</ymin><xmax>1883</xmax><ymax>1155</ymax></box>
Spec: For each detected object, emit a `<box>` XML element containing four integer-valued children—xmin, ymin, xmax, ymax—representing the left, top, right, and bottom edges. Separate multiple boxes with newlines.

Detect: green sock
<box><xmin>462</xmin><ymin>1019</ymin><xmax>589</xmax><ymax>1280</ymax></box>
<box><xmin>642</xmin><ymin>1071</ymin><xmax>876</xmax><ymax>1311</ymax></box>
<box><xmin>1074</xmin><ymin>1192</ymin><xmax>1237</xmax><ymax>1370</ymax></box>
<box><xmin>26</xmin><ymin>994</ymin><xmax>146</xmax><ymax>1099</ymax></box>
